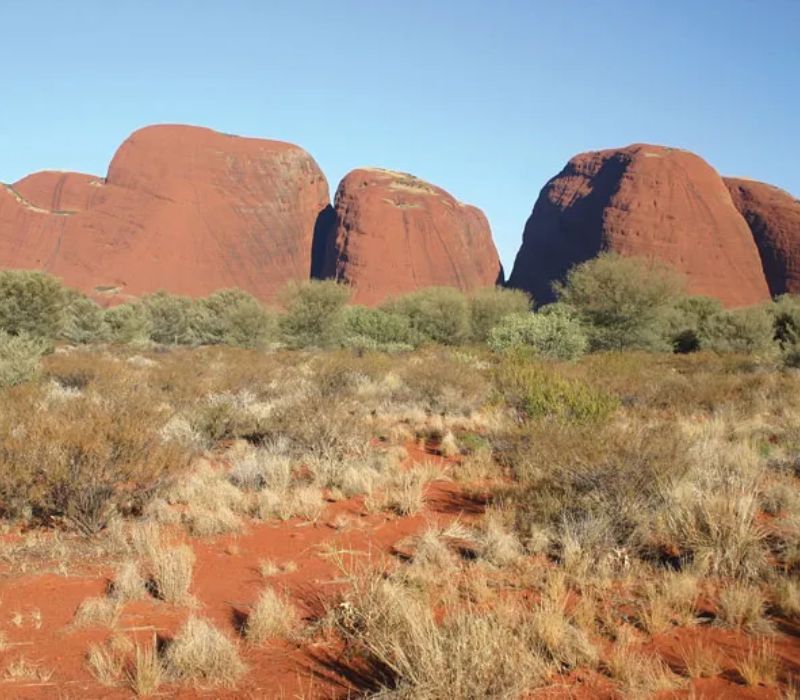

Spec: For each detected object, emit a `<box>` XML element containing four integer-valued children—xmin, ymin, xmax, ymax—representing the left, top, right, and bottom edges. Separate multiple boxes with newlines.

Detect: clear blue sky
<box><xmin>2</xmin><ymin>0</ymin><xmax>798</xmax><ymax>269</ymax></box>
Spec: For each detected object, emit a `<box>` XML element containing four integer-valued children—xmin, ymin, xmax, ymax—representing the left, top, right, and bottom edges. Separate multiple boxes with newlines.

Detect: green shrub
<box><xmin>61</xmin><ymin>291</ymin><xmax>106</xmax><ymax>344</ymax></box>
<box><xmin>555</xmin><ymin>253</ymin><xmax>686</xmax><ymax>352</ymax></box>
<box><xmin>386</xmin><ymin>287</ymin><xmax>471</xmax><ymax>345</ymax></box>
<box><xmin>697</xmin><ymin>306</ymin><xmax>776</xmax><ymax>355</ymax></box>
<box><xmin>495</xmin><ymin>354</ymin><xmax>619</xmax><ymax>422</ymax></box>
<box><xmin>770</xmin><ymin>295</ymin><xmax>800</xmax><ymax>366</ymax></box>
<box><xmin>469</xmin><ymin>287</ymin><xmax>531</xmax><ymax>342</ymax></box>
<box><xmin>488</xmin><ymin>309</ymin><xmax>587</xmax><ymax>360</ymax></box>
<box><xmin>0</xmin><ymin>270</ymin><xmax>66</xmax><ymax>338</ymax></box>
<box><xmin>194</xmin><ymin>289</ymin><xmax>274</xmax><ymax>348</ymax></box>
<box><xmin>342</xmin><ymin>305</ymin><xmax>417</xmax><ymax>350</ymax></box>
<box><xmin>142</xmin><ymin>292</ymin><xmax>197</xmax><ymax>345</ymax></box>
<box><xmin>278</xmin><ymin>280</ymin><xmax>350</xmax><ymax>349</ymax></box>
<box><xmin>666</xmin><ymin>296</ymin><xmax>724</xmax><ymax>353</ymax></box>
<box><xmin>103</xmin><ymin>303</ymin><xmax>153</xmax><ymax>345</ymax></box>
<box><xmin>0</xmin><ymin>332</ymin><xmax>47</xmax><ymax>387</ymax></box>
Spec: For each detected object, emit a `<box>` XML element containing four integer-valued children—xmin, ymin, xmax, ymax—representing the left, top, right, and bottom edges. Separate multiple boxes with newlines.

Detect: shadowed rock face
<box><xmin>318</xmin><ymin>168</ymin><xmax>503</xmax><ymax>305</ymax></box>
<box><xmin>725</xmin><ymin>178</ymin><xmax>800</xmax><ymax>297</ymax></box>
<box><xmin>508</xmin><ymin>144</ymin><xmax>771</xmax><ymax>307</ymax></box>
<box><xmin>0</xmin><ymin>124</ymin><xmax>330</xmax><ymax>302</ymax></box>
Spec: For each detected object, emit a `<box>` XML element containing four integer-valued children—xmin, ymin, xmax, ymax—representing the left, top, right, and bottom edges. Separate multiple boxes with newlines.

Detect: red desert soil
<box><xmin>0</xmin><ymin>125</ymin><xmax>330</xmax><ymax>304</ymax></box>
<box><xmin>726</xmin><ymin>177</ymin><xmax>800</xmax><ymax>297</ymax></box>
<box><xmin>317</xmin><ymin>168</ymin><xmax>503</xmax><ymax>305</ymax></box>
<box><xmin>0</xmin><ymin>443</ymin><xmax>797</xmax><ymax>699</ymax></box>
<box><xmin>507</xmin><ymin>144</ymin><xmax>772</xmax><ymax>307</ymax></box>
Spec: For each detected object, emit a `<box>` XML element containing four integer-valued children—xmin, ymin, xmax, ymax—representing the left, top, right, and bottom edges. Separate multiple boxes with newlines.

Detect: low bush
<box><xmin>386</xmin><ymin>287</ymin><xmax>471</xmax><ymax>345</ymax></box>
<box><xmin>488</xmin><ymin>308</ymin><xmax>587</xmax><ymax>360</ymax></box>
<box><xmin>278</xmin><ymin>280</ymin><xmax>350</xmax><ymax>348</ymax></box>
<box><xmin>666</xmin><ymin>296</ymin><xmax>724</xmax><ymax>353</ymax></box>
<box><xmin>469</xmin><ymin>287</ymin><xmax>531</xmax><ymax>342</ymax></box>
<box><xmin>697</xmin><ymin>306</ymin><xmax>776</xmax><ymax>355</ymax></box>
<box><xmin>103</xmin><ymin>303</ymin><xmax>152</xmax><ymax>345</ymax></box>
<box><xmin>495</xmin><ymin>354</ymin><xmax>618</xmax><ymax>423</ymax></box>
<box><xmin>342</xmin><ymin>305</ymin><xmax>418</xmax><ymax>350</ymax></box>
<box><xmin>0</xmin><ymin>332</ymin><xmax>47</xmax><ymax>387</ymax></box>
<box><xmin>142</xmin><ymin>291</ymin><xmax>197</xmax><ymax>345</ymax></box>
<box><xmin>0</xmin><ymin>386</ymin><xmax>193</xmax><ymax>534</ymax></box>
<box><xmin>61</xmin><ymin>292</ymin><xmax>106</xmax><ymax>344</ymax></box>
<box><xmin>194</xmin><ymin>289</ymin><xmax>274</xmax><ymax>348</ymax></box>
<box><xmin>0</xmin><ymin>269</ymin><xmax>66</xmax><ymax>338</ymax></box>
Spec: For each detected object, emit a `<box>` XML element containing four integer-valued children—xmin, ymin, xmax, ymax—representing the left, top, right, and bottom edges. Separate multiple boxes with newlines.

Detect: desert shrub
<box><xmin>278</xmin><ymin>280</ymin><xmax>350</xmax><ymax>348</ymax></box>
<box><xmin>327</xmin><ymin>570</ymin><xmax>594</xmax><ymax>698</ymax></box>
<box><xmin>61</xmin><ymin>292</ymin><xmax>106</xmax><ymax>344</ymax></box>
<box><xmin>495</xmin><ymin>354</ymin><xmax>618</xmax><ymax>422</ymax></box>
<box><xmin>697</xmin><ymin>306</ymin><xmax>776</xmax><ymax>354</ymax></box>
<box><xmin>0</xmin><ymin>386</ymin><xmax>193</xmax><ymax>534</ymax></box>
<box><xmin>142</xmin><ymin>292</ymin><xmax>197</xmax><ymax>345</ymax></box>
<box><xmin>555</xmin><ymin>253</ymin><xmax>686</xmax><ymax>351</ymax></box>
<box><xmin>469</xmin><ymin>286</ymin><xmax>531</xmax><ymax>342</ymax></box>
<box><xmin>193</xmin><ymin>289</ymin><xmax>274</xmax><ymax>348</ymax></box>
<box><xmin>488</xmin><ymin>309</ymin><xmax>587</xmax><ymax>360</ymax></box>
<box><xmin>0</xmin><ymin>269</ymin><xmax>66</xmax><ymax>338</ymax></box>
<box><xmin>342</xmin><ymin>305</ymin><xmax>418</xmax><ymax>350</ymax></box>
<box><xmin>0</xmin><ymin>332</ymin><xmax>47</xmax><ymax>387</ymax></box>
<box><xmin>769</xmin><ymin>295</ymin><xmax>800</xmax><ymax>366</ymax></box>
<box><xmin>164</xmin><ymin>616</ymin><xmax>246</xmax><ymax>687</ymax></box>
<box><xmin>666</xmin><ymin>296</ymin><xmax>724</xmax><ymax>353</ymax></box>
<box><xmin>387</xmin><ymin>287</ymin><xmax>471</xmax><ymax>345</ymax></box>
<box><xmin>103</xmin><ymin>303</ymin><xmax>152</xmax><ymax>345</ymax></box>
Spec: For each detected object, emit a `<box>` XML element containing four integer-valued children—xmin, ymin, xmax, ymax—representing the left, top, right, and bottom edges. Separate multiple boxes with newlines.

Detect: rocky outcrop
<box><xmin>508</xmin><ymin>144</ymin><xmax>771</xmax><ymax>307</ymax></box>
<box><xmin>318</xmin><ymin>168</ymin><xmax>503</xmax><ymax>305</ymax></box>
<box><xmin>725</xmin><ymin>178</ymin><xmax>800</xmax><ymax>296</ymax></box>
<box><xmin>0</xmin><ymin>124</ymin><xmax>330</xmax><ymax>302</ymax></box>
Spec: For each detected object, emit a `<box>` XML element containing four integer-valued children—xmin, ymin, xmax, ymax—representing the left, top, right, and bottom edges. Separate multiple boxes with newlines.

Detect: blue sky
<box><xmin>1</xmin><ymin>1</ymin><xmax>798</xmax><ymax>269</ymax></box>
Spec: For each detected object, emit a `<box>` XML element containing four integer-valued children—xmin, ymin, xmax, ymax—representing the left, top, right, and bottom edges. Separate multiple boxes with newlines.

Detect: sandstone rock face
<box><xmin>318</xmin><ymin>168</ymin><xmax>503</xmax><ymax>305</ymax></box>
<box><xmin>725</xmin><ymin>178</ymin><xmax>800</xmax><ymax>296</ymax></box>
<box><xmin>0</xmin><ymin>124</ymin><xmax>330</xmax><ymax>302</ymax></box>
<box><xmin>508</xmin><ymin>144</ymin><xmax>771</xmax><ymax>307</ymax></box>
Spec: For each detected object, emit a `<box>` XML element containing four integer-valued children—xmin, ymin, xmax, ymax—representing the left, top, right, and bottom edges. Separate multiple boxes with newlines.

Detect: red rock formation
<box><xmin>319</xmin><ymin>168</ymin><xmax>503</xmax><ymax>305</ymax></box>
<box><xmin>508</xmin><ymin>144</ymin><xmax>771</xmax><ymax>307</ymax></box>
<box><xmin>0</xmin><ymin>124</ymin><xmax>330</xmax><ymax>302</ymax></box>
<box><xmin>725</xmin><ymin>178</ymin><xmax>800</xmax><ymax>296</ymax></box>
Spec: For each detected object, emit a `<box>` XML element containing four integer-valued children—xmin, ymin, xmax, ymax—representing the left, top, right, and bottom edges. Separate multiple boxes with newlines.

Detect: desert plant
<box><xmin>488</xmin><ymin>308</ymin><xmax>587</xmax><ymax>359</ymax></box>
<box><xmin>244</xmin><ymin>587</ymin><xmax>298</xmax><ymax>644</ymax></box>
<box><xmin>0</xmin><ymin>331</ymin><xmax>47</xmax><ymax>387</ymax></box>
<box><xmin>667</xmin><ymin>295</ymin><xmax>724</xmax><ymax>353</ymax></box>
<box><xmin>342</xmin><ymin>305</ymin><xmax>417</xmax><ymax>349</ymax></box>
<box><xmin>555</xmin><ymin>253</ymin><xmax>686</xmax><ymax>351</ymax></box>
<box><xmin>278</xmin><ymin>279</ymin><xmax>350</xmax><ymax>348</ymax></box>
<box><xmin>192</xmin><ymin>289</ymin><xmax>274</xmax><ymax>348</ymax></box>
<box><xmin>164</xmin><ymin>616</ymin><xmax>246</xmax><ymax>687</ymax></box>
<box><xmin>141</xmin><ymin>291</ymin><xmax>197</xmax><ymax>345</ymax></box>
<box><xmin>61</xmin><ymin>291</ymin><xmax>106</xmax><ymax>344</ymax></box>
<box><xmin>469</xmin><ymin>286</ymin><xmax>531</xmax><ymax>342</ymax></box>
<box><xmin>0</xmin><ymin>269</ymin><xmax>66</xmax><ymax>338</ymax></box>
<box><xmin>387</xmin><ymin>287</ymin><xmax>471</xmax><ymax>345</ymax></box>
<box><xmin>495</xmin><ymin>354</ymin><xmax>618</xmax><ymax>422</ymax></box>
<box><xmin>0</xmin><ymin>387</ymin><xmax>192</xmax><ymax>533</ymax></box>
<box><xmin>103</xmin><ymin>303</ymin><xmax>152</xmax><ymax>345</ymax></box>
<box><xmin>698</xmin><ymin>305</ymin><xmax>776</xmax><ymax>354</ymax></box>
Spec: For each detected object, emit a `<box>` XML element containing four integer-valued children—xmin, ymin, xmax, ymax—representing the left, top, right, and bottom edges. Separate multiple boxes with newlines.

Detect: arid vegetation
<box><xmin>0</xmin><ymin>257</ymin><xmax>798</xmax><ymax>697</ymax></box>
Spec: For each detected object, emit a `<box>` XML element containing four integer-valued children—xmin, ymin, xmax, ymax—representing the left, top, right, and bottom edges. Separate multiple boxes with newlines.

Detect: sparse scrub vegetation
<box><xmin>1</xmin><ymin>259</ymin><xmax>800</xmax><ymax>697</ymax></box>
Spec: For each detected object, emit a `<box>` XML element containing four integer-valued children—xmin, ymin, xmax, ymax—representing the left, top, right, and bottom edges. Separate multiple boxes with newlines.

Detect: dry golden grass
<box><xmin>72</xmin><ymin>595</ymin><xmax>121</xmax><ymax>628</ymax></box>
<box><xmin>164</xmin><ymin>615</ymin><xmax>246</xmax><ymax>687</ymax></box>
<box><xmin>244</xmin><ymin>587</ymin><xmax>298</xmax><ymax>644</ymax></box>
<box><xmin>148</xmin><ymin>543</ymin><xmax>195</xmax><ymax>605</ymax></box>
<box><xmin>677</xmin><ymin>639</ymin><xmax>724</xmax><ymax>678</ymax></box>
<box><xmin>126</xmin><ymin>635</ymin><xmax>163</xmax><ymax>696</ymax></box>
<box><xmin>716</xmin><ymin>582</ymin><xmax>772</xmax><ymax>633</ymax></box>
<box><xmin>736</xmin><ymin>638</ymin><xmax>779</xmax><ymax>687</ymax></box>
